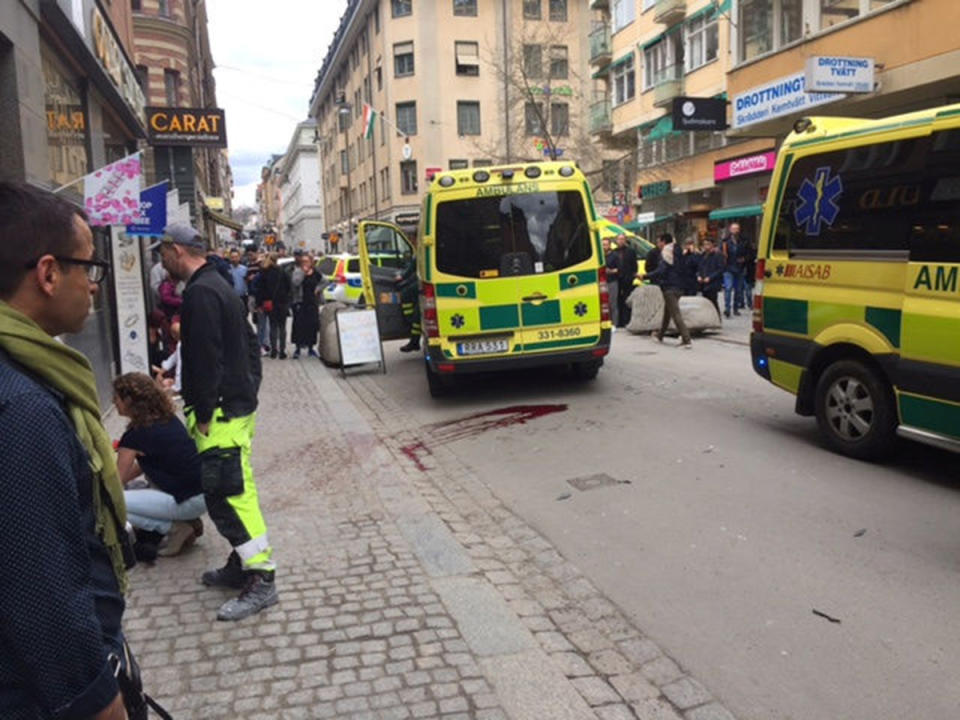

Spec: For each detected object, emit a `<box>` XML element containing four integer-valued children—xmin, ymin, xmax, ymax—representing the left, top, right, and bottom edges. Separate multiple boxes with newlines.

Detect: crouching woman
<box><xmin>113</xmin><ymin>372</ymin><xmax>205</xmax><ymax>558</ymax></box>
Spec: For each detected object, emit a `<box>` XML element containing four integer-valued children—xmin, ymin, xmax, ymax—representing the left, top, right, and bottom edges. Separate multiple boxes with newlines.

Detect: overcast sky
<box><xmin>206</xmin><ymin>0</ymin><xmax>347</xmax><ymax>208</ymax></box>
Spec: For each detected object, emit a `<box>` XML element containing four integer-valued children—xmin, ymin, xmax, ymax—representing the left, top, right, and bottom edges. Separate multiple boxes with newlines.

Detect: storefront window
<box><xmin>101</xmin><ymin>109</ymin><xmax>131</xmax><ymax>164</ymax></box>
<box><xmin>42</xmin><ymin>48</ymin><xmax>89</xmax><ymax>189</ymax></box>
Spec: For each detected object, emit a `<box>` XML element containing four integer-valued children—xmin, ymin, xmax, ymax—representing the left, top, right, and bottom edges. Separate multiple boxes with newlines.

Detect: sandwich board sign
<box><xmin>335</xmin><ymin>307</ymin><xmax>385</xmax><ymax>375</ymax></box>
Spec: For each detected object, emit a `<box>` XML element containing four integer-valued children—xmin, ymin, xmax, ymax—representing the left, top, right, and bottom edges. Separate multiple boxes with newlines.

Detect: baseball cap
<box><xmin>148</xmin><ymin>222</ymin><xmax>207</xmax><ymax>251</ymax></box>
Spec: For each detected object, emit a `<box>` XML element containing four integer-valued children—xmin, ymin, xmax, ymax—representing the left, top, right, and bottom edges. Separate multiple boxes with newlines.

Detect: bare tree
<box><xmin>476</xmin><ymin>22</ymin><xmax>606</xmax><ymax>174</ymax></box>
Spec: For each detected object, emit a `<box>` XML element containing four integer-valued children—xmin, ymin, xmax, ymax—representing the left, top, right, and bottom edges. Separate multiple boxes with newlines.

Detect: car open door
<box><xmin>357</xmin><ymin>220</ymin><xmax>415</xmax><ymax>340</ymax></box>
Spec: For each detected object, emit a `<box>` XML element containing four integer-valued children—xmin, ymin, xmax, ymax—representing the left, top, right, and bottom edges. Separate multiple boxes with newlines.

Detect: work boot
<box><xmin>201</xmin><ymin>551</ymin><xmax>246</xmax><ymax>589</ymax></box>
<box><xmin>217</xmin><ymin>571</ymin><xmax>278</xmax><ymax>622</ymax></box>
<box><xmin>399</xmin><ymin>337</ymin><xmax>420</xmax><ymax>353</ymax></box>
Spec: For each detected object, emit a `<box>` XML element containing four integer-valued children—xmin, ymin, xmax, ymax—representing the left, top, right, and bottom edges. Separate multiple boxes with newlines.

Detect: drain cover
<box><xmin>567</xmin><ymin>473</ymin><xmax>622</xmax><ymax>492</ymax></box>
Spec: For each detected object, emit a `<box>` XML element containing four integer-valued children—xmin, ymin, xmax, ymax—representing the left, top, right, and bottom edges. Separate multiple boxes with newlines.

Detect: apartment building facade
<box><xmin>132</xmin><ymin>0</ymin><xmax>236</xmax><ymax>243</ymax></box>
<box><xmin>309</xmin><ymin>0</ymin><xmax>602</xmax><ymax>249</ymax></box>
<box><xmin>592</xmin><ymin>0</ymin><xmax>960</xmax><ymax>245</ymax></box>
<box><xmin>278</xmin><ymin>120</ymin><xmax>326</xmax><ymax>252</ymax></box>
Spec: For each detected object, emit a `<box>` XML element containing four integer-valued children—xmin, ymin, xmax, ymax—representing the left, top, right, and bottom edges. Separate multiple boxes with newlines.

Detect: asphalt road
<box><xmin>359</xmin><ymin>328</ymin><xmax>960</xmax><ymax>720</ymax></box>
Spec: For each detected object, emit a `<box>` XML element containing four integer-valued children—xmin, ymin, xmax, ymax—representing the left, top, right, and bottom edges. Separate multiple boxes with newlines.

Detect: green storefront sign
<box><xmin>641</xmin><ymin>180</ymin><xmax>671</xmax><ymax>199</ymax></box>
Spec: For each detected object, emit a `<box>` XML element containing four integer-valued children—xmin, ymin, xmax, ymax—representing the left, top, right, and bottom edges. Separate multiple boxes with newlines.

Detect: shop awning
<box><xmin>646</xmin><ymin>115</ymin><xmax>675</xmax><ymax>141</ymax></box>
<box><xmin>708</xmin><ymin>204</ymin><xmax>764</xmax><ymax>221</ymax></box>
<box><xmin>203</xmin><ymin>206</ymin><xmax>243</xmax><ymax>231</ymax></box>
<box><xmin>592</xmin><ymin>64</ymin><xmax>611</xmax><ymax>79</ymax></box>
<box><xmin>624</xmin><ymin>215</ymin><xmax>672</xmax><ymax>230</ymax></box>
<box><xmin>609</xmin><ymin>51</ymin><xmax>633</xmax><ymax>69</ymax></box>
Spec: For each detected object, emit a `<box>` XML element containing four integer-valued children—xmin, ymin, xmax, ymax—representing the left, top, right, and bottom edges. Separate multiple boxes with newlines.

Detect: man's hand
<box><xmin>197</xmin><ymin>421</ymin><xmax>210</xmax><ymax>437</ymax></box>
<box><xmin>93</xmin><ymin>693</ymin><xmax>127</xmax><ymax>720</ymax></box>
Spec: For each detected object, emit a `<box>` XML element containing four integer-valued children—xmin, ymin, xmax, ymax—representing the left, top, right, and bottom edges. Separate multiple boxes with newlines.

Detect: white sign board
<box><xmin>635</xmin><ymin>212</ymin><xmax>656</xmax><ymax>224</ymax></box>
<box><xmin>336</xmin><ymin>308</ymin><xmax>384</xmax><ymax>369</ymax></box>
<box><xmin>733</xmin><ymin>72</ymin><xmax>844</xmax><ymax>129</ymax></box>
<box><xmin>805</xmin><ymin>56</ymin><xmax>874</xmax><ymax>94</ymax></box>
<box><xmin>110</xmin><ymin>228</ymin><xmax>150</xmax><ymax>375</ymax></box>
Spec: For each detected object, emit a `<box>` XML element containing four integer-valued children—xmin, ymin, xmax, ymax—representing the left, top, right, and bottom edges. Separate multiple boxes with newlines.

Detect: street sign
<box><xmin>805</xmin><ymin>56</ymin><xmax>875</xmax><ymax>94</ymax></box>
<box><xmin>635</xmin><ymin>212</ymin><xmax>656</xmax><ymax>224</ymax></box>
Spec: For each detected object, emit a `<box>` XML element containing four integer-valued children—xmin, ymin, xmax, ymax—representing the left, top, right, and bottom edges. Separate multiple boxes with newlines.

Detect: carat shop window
<box><xmin>773</xmin><ymin>131</ymin><xmax>960</xmax><ymax>262</ymax></box>
<box><xmin>738</xmin><ymin>0</ymin><xmax>899</xmax><ymax>63</ymax></box>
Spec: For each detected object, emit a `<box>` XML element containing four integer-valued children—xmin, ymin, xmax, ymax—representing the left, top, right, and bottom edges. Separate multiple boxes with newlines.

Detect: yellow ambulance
<box><xmin>357</xmin><ymin>161</ymin><xmax>613</xmax><ymax>396</ymax></box>
<box><xmin>751</xmin><ymin>104</ymin><xmax>960</xmax><ymax>459</ymax></box>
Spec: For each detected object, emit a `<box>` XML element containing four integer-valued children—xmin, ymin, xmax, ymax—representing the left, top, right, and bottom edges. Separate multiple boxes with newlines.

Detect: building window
<box><xmin>392</xmin><ymin>0</ymin><xmax>412</xmax><ymax>17</ymax></box>
<box><xmin>549</xmin><ymin>0</ymin><xmax>567</xmax><ymax>21</ymax></box>
<box><xmin>163</xmin><ymin>68</ymin><xmax>179</xmax><ymax>106</ymax></box>
<box><xmin>549</xmin><ymin>45</ymin><xmax>568</xmax><ymax>79</ymax></box>
<box><xmin>821</xmin><ymin>0</ymin><xmax>860</xmax><ymax>28</ymax></box>
<box><xmin>613</xmin><ymin>54</ymin><xmax>635</xmax><ymax>104</ymax></box>
<box><xmin>523</xmin><ymin>0</ymin><xmax>541</xmax><ymax>19</ymax></box>
<box><xmin>781</xmin><ymin>0</ymin><xmax>803</xmax><ymax>44</ymax></box>
<box><xmin>523</xmin><ymin>44</ymin><xmax>542</xmax><ymax>79</ymax></box>
<box><xmin>457</xmin><ymin>101</ymin><xmax>481</xmax><ymax>135</ymax></box>
<box><xmin>739</xmin><ymin>0</ymin><xmax>772</xmax><ymax>61</ymax></box>
<box><xmin>395</xmin><ymin>101</ymin><xmax>417</xmax><ymax>136</ymax></box>
<box><xmin>473</xmin><ymin>159</ymin><xmax>493</xmax><ymax>167</ymax></box>
<box><xmin>525</xmin><ymin>102</ymin><xmax>544</xmax><ymax>136</ymax></box>
<box><xmin>454</xmin><ymin>0</ymin><xmax>477</xmax><ymax>16</ymax></box>
<box><xmin>644</xmin><ymin>39</ymin><xmax>679</xmax><ymax>89</ymax></box>
<box><xmin>157</xmin><ymin>0</ymin><xmax>169</xmax><ymax>16</ymax></box>
<box><xmin>685</xmin><ymin>14</ymin><xmax>718</xmax><ymax>72</ymax></box>
<box><xmin>375</xmin><ymin>66</ymin><xmax>383</xmax><ymax>91</ymax></box>
<box><xmin>340</xmin><ymin>149</ymin><xmax>349</xmax><ymax>174</ymax></box>
<box><xmin>551</xmin><ymin>103</ymin><xmax>569</xmax><ymax>137</ymax></box>
<box><xmin>135</xmin><ymin>65</ymin><xmax>148</xmax><ymax>94</ymax></box>
<box><xmin>455</xmin><ymin>41</ymin><xmax>480</xmax><ymax>76</ymax></box>
<box><xmin>449</xmin><ymin>159</ymin><xmax>469</xmax><ymax>169</ymax></box>
<box><xmin>131</xmin><ymin>0</ymin><xmax>141</xmax><ymax>10</ymax></box>
<box><xmin>373</xmin><ymin>5</ymin><xmax>380</xmax><ymax>33</ymax></box>
<box><xmin>381</xmin><ymin>167</ymin><xmax>391</xmax><ymax>199</ymax></box>
<box><xmin>612</xmin><ymin>0</ymin><xmax>636</xmax><ymax>31</ymax></box>
<box><xmin>394</xmin><ymin>42</ymin><xmax>414</xmax><ymax>77</ymax></box>
<box><xmin>401</xmin><ymin>160</ymin><xmax>418</xmax><ymax>194</ymax></box>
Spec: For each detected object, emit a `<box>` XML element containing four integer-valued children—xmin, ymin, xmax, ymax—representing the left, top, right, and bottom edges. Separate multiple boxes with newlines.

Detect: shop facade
<box><xmin>1</xmin><ymin>0</ymin><xmax>147</xmax><ymax>408</ymax></box>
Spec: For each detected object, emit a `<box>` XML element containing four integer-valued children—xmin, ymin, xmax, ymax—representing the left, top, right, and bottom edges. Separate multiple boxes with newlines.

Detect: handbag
<box><xmin>110</xmin><ymin>639</ymin><xmax>174</xmax><ymax>720</ymax></box>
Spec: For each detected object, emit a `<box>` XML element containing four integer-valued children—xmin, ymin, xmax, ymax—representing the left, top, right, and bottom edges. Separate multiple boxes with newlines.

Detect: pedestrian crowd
<box><xmin>604</xmin><ymin>222</ymin><xmax>757</xmax><ymax>349</ymax></box>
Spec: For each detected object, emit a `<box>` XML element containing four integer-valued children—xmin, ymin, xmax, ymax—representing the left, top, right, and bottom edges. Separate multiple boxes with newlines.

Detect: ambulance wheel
<box><xmin>814</xmin><ymin>359</ymin><xmax>896</xmax><ymax>460</ymax></box>
<box><xmin>572</xmin><ymin>359</ymin><xmax>601</xmax><ymax>381</ymax></box>
<box><xmin>425</xmin><ymin>364</ymin><xmax>454</xmax><ymax>397</ymax></box>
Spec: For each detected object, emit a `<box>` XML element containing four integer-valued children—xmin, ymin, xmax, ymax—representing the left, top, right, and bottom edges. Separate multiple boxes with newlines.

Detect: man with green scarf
<box><xmin>0</xmin><ymin>182</ymin><xmax>128</xmax><ymax>718</ymax></box>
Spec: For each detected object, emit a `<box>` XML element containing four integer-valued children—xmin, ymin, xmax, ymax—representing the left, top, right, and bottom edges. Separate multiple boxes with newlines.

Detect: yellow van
<box><xmin>357</xmin><ymin>161</ymin><xmax>612</xmax><ymax>396</ymax></box>
<box><xmin>751</xmin><ymin>104</ymin><xmax>960</xmax><ymax>459</ymax></box>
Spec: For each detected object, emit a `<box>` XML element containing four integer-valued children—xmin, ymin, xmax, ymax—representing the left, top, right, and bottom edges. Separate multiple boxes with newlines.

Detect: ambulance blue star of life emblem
<box><xmin>450</xmin><ymin>313</ymin><xmax>465</xmax><ymax>329</ymax></box>
<box><xmin>794</xmin><ymin>166</ymin><xmax>843</xmax><ymax>236</ymax></box>
<box><xmin>574</xmin><ymin>302</ymin><xmax>588</xmax><ymax>317</ymax></box>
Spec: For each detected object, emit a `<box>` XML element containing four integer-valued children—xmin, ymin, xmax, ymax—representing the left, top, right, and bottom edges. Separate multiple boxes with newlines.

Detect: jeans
<box><xmin>256</xmin><ymin>311</ymin><xmax>270</xmax><ymax>348</ymax></box>
<box><xmin>607</xmin><ymin>279</ymin><xmax>619</xmax><ymax>327</ymax></box>
<box><xmin>124</xmin><ymin>489</ymin><xmax>207</xmax><ymax>535</ymax></box>
<box><xmin>744</xmin><ymin>281</ymin><xmax>754</xmax><ymax>309</ymax></box>
<box><xmin>723</xmin><ymin>270</ymin><xmax>745</xmax><ymax>314</ymax></box>
<box><xmin>269</xmin><ymin>309</ymin><xmax>287</xmax><ymax>354</ymax></box>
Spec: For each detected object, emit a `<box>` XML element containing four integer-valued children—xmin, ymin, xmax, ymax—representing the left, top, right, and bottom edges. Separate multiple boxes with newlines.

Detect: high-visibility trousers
<box><xmin>187</xmin><ymin>408</ymin><xmax>275</xmax><ymax>572</ymax></box>
<box><xmin>401</xmin><ymin>300</ymin><xmax>421</xmax><ymax>338</ymax></box>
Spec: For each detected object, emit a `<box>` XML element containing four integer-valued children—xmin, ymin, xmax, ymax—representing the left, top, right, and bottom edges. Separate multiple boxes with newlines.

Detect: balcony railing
<box><xmin>589</xmin><ymin>23</ymin><xmax>612</xmax><ymax>65</ymax></box>
<box><xmin>652</xmin><ymin>64</ymin><xmax>684</xmax><ymax>108</ymax></box>
<box><xmin>654</xmin><ymin>0</ymin><xmax>686</xmax><ymax>25</ymax></box>
<box><xmin>589</xmin><ymin>96</ymin><xmax>612</xmax><ymax>134</ymax></box>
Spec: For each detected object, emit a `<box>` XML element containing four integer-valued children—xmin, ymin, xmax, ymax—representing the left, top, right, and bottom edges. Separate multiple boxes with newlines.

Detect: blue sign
<box><xmin>126</xmin><ymin>181</ymin><xmax>168</xmax><ymax>236</ymax></box>
<box><xmin>794</xmin><ymin>167</ymin><xmax>843</xmax><ymax>236</ymax></box>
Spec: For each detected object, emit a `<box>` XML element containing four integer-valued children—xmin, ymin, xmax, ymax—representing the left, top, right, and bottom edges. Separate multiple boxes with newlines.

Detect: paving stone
<box><xmin>641</xmin><ymin>657</ymin><xmax>685</xmax><ymax>687</ymax></box>
<box><xmin>595</xmin><ymin>705</ymin><xmax>638</xmax><ymax>720</ymax></box>
<box><xmin>631</xmin><ymin>699</ymin><xmax>684</xmax><ymax>720</ymax></box>
<box><xmin>570</xmin><ymin>675</ymin><xmax>621</xmax><ymax>705</ymax></box>
<box><xmin>610</xmin><ymin>673</ymin><xmax>660</xmax><ymax>703</ymax></box>
<box><xmin>589</xmin><ymin>649</ymin><xmax>634</xmax><ymax>676</ymax></box>
<box><xmin>661</xmin><ymin>677</ymin><xmax>713</xmax><ymax>710</ymax></box>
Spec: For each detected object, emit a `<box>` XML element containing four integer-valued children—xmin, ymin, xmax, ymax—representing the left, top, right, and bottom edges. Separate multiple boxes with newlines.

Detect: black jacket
<box><xmin>181</xmin><ymin>262</ymin><xmax>262</xmax><ymax>424</ymax></box>
<box><xmin>678</xmin><ymin>250</ymin><xmax>701</xmax><ymax>295</ymax></box>
<box><xmin>256</xmin><ymin>266</ymin><xmax>292</xmax><ymax>310</ymax></box>
<box><xmin>645</xmin><ymin>244</ymin><xmax>685</xmax><ymax>291</ymax></box>
<box><xmin>644</xmin><ymin>246</ymin><xmax>661</xmax><ymax>274</ymax></box>
<box><xmin>698</xmin><ymin>250</ymin><xmax>725</xmax><ymax>291</ymax></box>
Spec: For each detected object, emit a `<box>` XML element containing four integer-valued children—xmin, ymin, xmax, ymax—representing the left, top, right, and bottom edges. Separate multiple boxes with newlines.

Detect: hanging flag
<box><xmin>362</xmin><ymin>103</ymin><xmax>376</xmax><ymax>139</ymax></box>
<box><xmin>84</xmin><ymin>152</ymin><xmax>143</xmax><ymax>226</ymax></box>
<box><xmin>126</xmin><ymin>181</ymin><xmax>169</xmax><ymax>236</ymax></box>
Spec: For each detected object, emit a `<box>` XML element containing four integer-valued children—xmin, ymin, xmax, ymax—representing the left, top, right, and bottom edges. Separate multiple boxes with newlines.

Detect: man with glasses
<box><xmin>154</xmin><ymin>223</ymin><xmax>276</xmax><ymax>621</ymax></box>
<box><xmin>0</xmin><ymin>182</ymin><xmax>129</xmax><ymax>719</ymax></box>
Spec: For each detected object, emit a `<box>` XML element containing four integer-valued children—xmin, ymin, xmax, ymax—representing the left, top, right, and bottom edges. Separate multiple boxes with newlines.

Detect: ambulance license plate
<box><xmin>458</xmin><ymin>338</ymin><xmax>509</xmax><ymax>356</ymax></box>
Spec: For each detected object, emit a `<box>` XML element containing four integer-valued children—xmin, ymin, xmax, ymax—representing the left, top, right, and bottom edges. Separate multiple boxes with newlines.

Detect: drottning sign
<box><xmin>805</xmin><ymin>56</ymin><xmax>875</xmax><ymax>94</ymax></box>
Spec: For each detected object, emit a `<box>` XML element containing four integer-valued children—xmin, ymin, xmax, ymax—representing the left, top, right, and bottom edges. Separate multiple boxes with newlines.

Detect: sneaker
<box><xmin>652</xmin><ymin>331</ymin><xmax>664</xmax><ymax>343</ymax></box>
<box><xmin>278</xmin><ymin>351</ymin><xmax>287</xmax><ymax>359</ymax></box>
<box><xmin>201</xmin><ymin>552</ymin><xmax>246</xmax><ymax>589</ymax></box>
<box><xmin>269</xmin><ymin>349</ymin><xmax>277</xmax><ymax>359</ymax></box>
<box><xmin>399</xmin><ymin>339</ymin><xmax>420</xmax><ymax>353</ymax></box>
<box><xmin>157</xmin><ymin>521</ymin><xmax>198</xmax><ymax>557</ymax></box>
<box><xmin>307</xmin><ymin>348</ymin><xmax>319</xmax><ymax>358</ymax></box>
<box><xmin>724</xmin><ymin>310</ymin><xmax>731</xmax><ymax>318</ymax></box>
<box><xmin>680</xmin><ymin>341</ymin><xmax>693</xmax><ymax>350</ymax></box>
<box><xmin>292</xmin><ymin>349</ymin><xmax>300</xmax><ymax>359</ymax></box>
<box><xmin>217</xmin><ymin>572</ymin><xmax>278</xmax><ymax>622</ymax></box>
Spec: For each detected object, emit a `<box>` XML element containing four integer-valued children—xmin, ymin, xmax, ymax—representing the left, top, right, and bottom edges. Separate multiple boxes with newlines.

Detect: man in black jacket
<box><xmin>697</xmin><ymin>237</ymin><xmax>725</xmax><ymax>317</ymax></box>
<box><xmin>156</xmin><ymin>223</ymin><xmax>276</xmax><ymax>622</ymax></box>
<box><xmin>642</xmin><ymin>233</ymin><xmax>692</xmax><ymax>348</ymax></box>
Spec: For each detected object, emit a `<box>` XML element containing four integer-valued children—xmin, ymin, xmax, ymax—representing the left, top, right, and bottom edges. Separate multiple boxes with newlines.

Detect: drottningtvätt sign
<box><xmin>732</xmin><ymin>72</ymin><xmax>844</xmax><ymax>129</ymax></box>
<box><xmin>805</xmin><ymin>56</ymin><xmax>875</xmax><ymax>94</ymax></box>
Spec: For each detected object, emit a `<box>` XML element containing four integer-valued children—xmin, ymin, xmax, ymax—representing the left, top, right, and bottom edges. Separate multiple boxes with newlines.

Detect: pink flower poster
<box><xmin>83</xmin><ymin>153</ymin><xmax>143</xmax><ymax>226</ymax></box>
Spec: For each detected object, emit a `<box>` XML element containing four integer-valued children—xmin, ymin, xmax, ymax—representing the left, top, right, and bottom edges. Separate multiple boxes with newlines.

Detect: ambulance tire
<box><xmin>814</xmin><ymin>359</ymin><xmax>896</xmax><ymax>461</ymax></box>
<box><xmin>572</xmin><ymin>359</ymin><xmax>601</xmax><ymax>381</ymax></box>
<box><xmin>425</xmin><ymin>364</ymin><xmax>455</xmax><ymax>398</ymax></box>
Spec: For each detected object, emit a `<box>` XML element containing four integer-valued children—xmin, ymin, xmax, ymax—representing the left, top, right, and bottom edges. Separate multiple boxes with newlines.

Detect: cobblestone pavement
<box><xmin>118</xmin><ymin>356</ymin><xmax>737</xmax><ymax>720</ymax></box>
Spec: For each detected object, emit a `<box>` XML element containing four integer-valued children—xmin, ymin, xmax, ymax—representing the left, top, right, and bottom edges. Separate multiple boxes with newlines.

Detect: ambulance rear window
<box><xmin>435</xmin><ymin>190</ymin><xmax>592</xmax><ymax>277</ymax></box>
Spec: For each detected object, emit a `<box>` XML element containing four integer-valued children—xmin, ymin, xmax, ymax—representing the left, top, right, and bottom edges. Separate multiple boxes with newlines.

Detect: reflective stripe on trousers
<box><xmin>402</xmin><ymin>302</ymin><xmax>421</xmax><ymax>337</ymax></box>
<box><xmin>187</xmin><ymin>408</ymin><xmax>275</xmax><ymax>571</ymax></box>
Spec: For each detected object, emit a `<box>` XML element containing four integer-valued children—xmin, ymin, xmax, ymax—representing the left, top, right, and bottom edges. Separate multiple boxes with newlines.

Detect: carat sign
<box><xmin>805</xmin><ymin>56</ymin><xmax>875</xmax><ymax>94</ymax></box>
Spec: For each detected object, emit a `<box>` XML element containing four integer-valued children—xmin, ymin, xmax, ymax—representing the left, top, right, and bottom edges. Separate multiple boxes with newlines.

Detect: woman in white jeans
<box><xmin>113</xmin><ymin>372</ymin><xmax>206</xmax><ymax>559</ymax></box>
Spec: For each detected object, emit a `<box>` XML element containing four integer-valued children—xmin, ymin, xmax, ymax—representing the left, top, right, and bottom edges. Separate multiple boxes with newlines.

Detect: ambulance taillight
<box><xmin>753</xmin><ymin>259</ymin><xmax>765</xmax><ymax>333</ymax></box>
<box><xmin>422</xmin><ymin>282</ymin><xmax>439</xmax><ymax>338</ymax></box>
<box><xmin>598</xmin><ymin>267</ymin><xmax>611</xmax><ymax>324</ymax></box>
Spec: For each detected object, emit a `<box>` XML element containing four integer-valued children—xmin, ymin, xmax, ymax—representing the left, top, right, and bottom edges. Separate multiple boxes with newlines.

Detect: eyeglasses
<box><xmin>24</xmin><ymin>256</ymin><xmax>111</xmax><ymax>284</ymax></box>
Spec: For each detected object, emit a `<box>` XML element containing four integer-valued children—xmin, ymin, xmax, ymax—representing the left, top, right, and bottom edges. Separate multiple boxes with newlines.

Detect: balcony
<box><xmin>589</xmin><ymin>0</ymin><xmax>609</xmax><ymax>9</ymax></box>
<box><xmin>652</xmin><ymin>64</ymin><xmax>684</xmax><ymax>108</ymax></box>
<box><xmin>589</xmin><ymin>95</ymin><xmax>612</xmax><ymax>135</ymax></box>
<box><xmin>654</xmin><ymin>0</ymin><xmax>686</xmax><ymax>26</ymax></box>
<box><xmin>589</xmin><ymin>23</ymin><xmax>611</xmax><ymax>65</ymax></box>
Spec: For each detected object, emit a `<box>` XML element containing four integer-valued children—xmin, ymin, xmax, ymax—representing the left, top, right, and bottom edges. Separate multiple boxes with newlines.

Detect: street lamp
<box><xmin>338</xmin><ymin>101</ymin><xmax>353</xmax><ymax>251</ymax></box>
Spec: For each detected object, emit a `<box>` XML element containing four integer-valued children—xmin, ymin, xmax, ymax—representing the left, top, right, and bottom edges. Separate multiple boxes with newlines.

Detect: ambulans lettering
<box><xmin>476</xmin><ymin>182</ymin><xmax>539</xmax><ymax>197</ymax></box>
<box><xmin>913</xmin><ymin>264</ymin><xmax>959</xmax><ymax>293</ymax></box>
